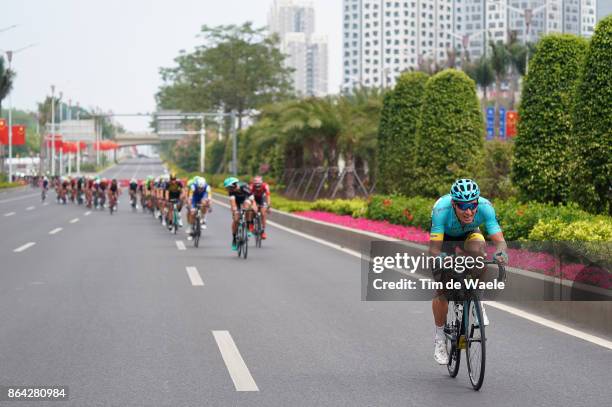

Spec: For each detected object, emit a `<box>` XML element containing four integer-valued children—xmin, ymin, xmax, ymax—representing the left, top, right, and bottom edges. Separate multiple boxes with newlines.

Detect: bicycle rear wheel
<box><xmin>466</xmin><ymin>299</ymin><xmax>486</xmax><ymax>390</ymax></box>
<box><xmin>241</xmin><ymin>220</ymin><xmax>249</xmax><ymax>259</ymax></box>
<box><xmin>255</xmin><ymin>216</ymin><xmax>262</xmax><ymax>248</ymax></box>
<box><xmin>446</xmin><ymin>300</ymin><xmax>461</xmax><ymax>377</ymax></box>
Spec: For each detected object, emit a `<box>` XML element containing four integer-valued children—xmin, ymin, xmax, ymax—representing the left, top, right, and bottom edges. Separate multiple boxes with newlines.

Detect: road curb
<box><xmin>213</xmin><ymin>194</ymin><xmax>611</xmax><ymax>338</ymax></box>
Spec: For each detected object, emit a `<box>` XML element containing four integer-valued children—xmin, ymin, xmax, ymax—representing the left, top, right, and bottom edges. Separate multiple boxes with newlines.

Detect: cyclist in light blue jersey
<box><xmin>187</xmin><ymin>177</ymin><xmax>211</xmax><ymax>239</ymax></box>
<box><xmin>429</xmin><ymin>179</ymin><xmax>508</xmax><ymax>365</ymax></box>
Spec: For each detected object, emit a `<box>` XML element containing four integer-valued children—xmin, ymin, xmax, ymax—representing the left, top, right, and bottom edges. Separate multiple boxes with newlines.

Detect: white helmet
<box><xmin>196</xmin><ymin>177</ymin><xmax>206</xmax><ymax>188</ymax></box>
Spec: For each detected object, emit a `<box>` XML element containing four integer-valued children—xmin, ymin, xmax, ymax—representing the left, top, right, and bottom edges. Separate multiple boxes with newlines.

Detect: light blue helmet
<box><xmin>223</xmin><ymin>177</ymin><xmax>239</xmax><ymax>188</ymax></box>
<box><xmin>450</xmin><ymin>179</ymin><xmax>480</xmax><ymax>202</ymax></box>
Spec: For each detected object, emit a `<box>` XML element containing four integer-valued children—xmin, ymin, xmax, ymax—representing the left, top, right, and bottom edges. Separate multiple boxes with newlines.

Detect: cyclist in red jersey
<box><xmin>249</xmin><ymin>175</ymin><xmax>271</xmax><ymax>239</ymax></box>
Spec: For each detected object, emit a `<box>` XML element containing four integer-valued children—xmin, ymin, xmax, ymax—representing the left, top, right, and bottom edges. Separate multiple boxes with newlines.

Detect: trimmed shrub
<box><xmin>377</xmin><ymin>72</ymin><xmax>428</xmax><ymax>195</ymax></box>
<box><xmin>310</xmin><ymin>199</ymin><xmax>367</xmax><ymax>218</ymax></box>
<box><xmin>415</xmin><ymin>69</ymin><xmax>485</xmax><ymax>197</ymax></box>
<box><xmin>512</xmin><ymin>34</ymin><xmax>588</xmax><ymax>204</ymax></box>
<box><xmin>570</xmin><ymin>16</ymin><xmax>612</xmax><ymax>214</ymax></box>
<box><xmin>478</xmin><ymin>140</ymin><xmax>516</xmax><ymax>200</ymax></box>
<box><xmin>366</xmin><ymin>195</ymin><xmax>434</xmax><ymax>230</ymax></box>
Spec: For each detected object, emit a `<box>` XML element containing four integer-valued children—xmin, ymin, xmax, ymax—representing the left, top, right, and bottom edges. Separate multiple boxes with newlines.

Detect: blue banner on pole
<box><xmin>486</xmin><ymin>107</ymin><xmax>495</xmax><ymax>140</ymax></box>
<box><xmin>499</xmin><ymin>107</ymin><xmax>506</xmax><ymax>139</ymax></box>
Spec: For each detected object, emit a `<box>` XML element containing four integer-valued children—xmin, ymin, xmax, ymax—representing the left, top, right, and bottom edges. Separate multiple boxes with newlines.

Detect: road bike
<box><xmin>167</xmin><ymin>199</ymin><xmax>181</xmax><ymax>234</ymax></box>
<box><xmin>236</xmin><ymin>209</ymin><xmax>249</xmax><ymax>259</ymax></box>
<box><xmin>444</xmin><ymin>257</ymin><xmax>506</xmax><ymax>391</ymax></box>
<box><xmin>192</xmin><ymin>204</ymin><xmax>203</xmax><ymax>248</ymax></box>
<box><xmin>130</xmin><ymin>191</ymin><xmax>137</xmax><ymax>211</ymax></box>
<box><xmin>109</xmin><ymin>193</ymin><xmax>118</xmax><ymax>215</ymax></box>
<box><xmin>41</xmin><ymin>188</ymin><xmax>47</xmax><ymax>202</ymax></box>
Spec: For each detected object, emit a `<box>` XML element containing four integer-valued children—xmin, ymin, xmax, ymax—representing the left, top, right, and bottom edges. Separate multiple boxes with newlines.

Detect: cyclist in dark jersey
<box><xmin>164</xmin><ymin>173</ymin><xmax>184</xmax><ymax>228</ymax></box>
<box><xmin>223</xmin><ymin>177</ymin><xmax>258</xmax><ymax>251</ymax></box>
<box><xmin>249</xmin><ymin>175</ymin><xmax>271</xmax><ymax>240</ymax></box>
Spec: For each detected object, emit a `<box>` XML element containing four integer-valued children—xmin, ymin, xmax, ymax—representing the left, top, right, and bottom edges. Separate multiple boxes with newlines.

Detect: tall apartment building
<box><xmin>268</xmin><ymin>0</ymin><xmax>329</xmax><ymax>96</ymax></box>
<box><xmin>343</xmin><ymin>0</ymin><xmax>597</xmax><ymax>90</ymax></box>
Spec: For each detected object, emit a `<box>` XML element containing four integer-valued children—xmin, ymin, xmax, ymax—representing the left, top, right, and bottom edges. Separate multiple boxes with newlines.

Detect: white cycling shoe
<box><xmin>473</xmin><ymin>304</ymin><xmax>490</xmax><ymax>326</ymax></box>
<box><xmin>434</xmin><ymin>338</ymin><xmax>449</xmax><ymax>365</ymax></box>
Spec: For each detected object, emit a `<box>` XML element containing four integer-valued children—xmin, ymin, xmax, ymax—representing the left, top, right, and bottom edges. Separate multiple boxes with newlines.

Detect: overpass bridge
<box><xmin>115</xmin><ymin>132</ymin><xmax>161</xmax><ymax>147</ymax></box>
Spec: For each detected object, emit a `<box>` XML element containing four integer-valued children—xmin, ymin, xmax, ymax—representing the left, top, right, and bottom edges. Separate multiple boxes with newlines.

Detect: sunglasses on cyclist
<box><xmin>453</xmin><ymin>201</ymin><xmax>479</xmax><ymax>211</ymax></box>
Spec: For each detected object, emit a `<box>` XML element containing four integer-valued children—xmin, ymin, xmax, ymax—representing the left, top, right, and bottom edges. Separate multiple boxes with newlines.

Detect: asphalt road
<box><xmin>0</xmin><ymin>158</ymin><xmax>610</xmax><ymax>406</ymax></box>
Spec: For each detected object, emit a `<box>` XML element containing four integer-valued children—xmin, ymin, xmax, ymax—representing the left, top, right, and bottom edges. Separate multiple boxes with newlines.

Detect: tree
<box><xmin>157</xmin><ymin>23</ymin><xmax>293</xmax><ymax>129</ymax></box>
<box><xmin>489</xmin><ymin>40</ymin><xmax>511</xmax><ymax>135</ymax></box>
<box><xmin>415</xmin><ymin>69</ymin><xmax>485</xmax><ymax>197</ymax></box>
<box><xmin>465</xmin><ymin>56</ymin><xmax>494</xmax><ymax>103</ymax></box>
<box><xmin>377</xmin><ymin>71</ymin><xmax>428</xmax><ymax>195</ymax></box>
<box><xmin>0</xmin><ymin>56</ymin><xmax>15</xmax><ymax>114</ymax></box>
<box><xmin>512</xmin><ymin>34</ymin><xmax>588</xmax><ymax>204</ymax></box>
<box><xmin>570</xmin><ymin>16</ymin><xmax>612</xmax><ymax>214</ymax></box>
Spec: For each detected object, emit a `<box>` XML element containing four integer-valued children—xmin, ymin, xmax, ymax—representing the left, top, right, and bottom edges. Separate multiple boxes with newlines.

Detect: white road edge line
<box><xmin>26</xmin><ymin>206</ymin><xmax>35</xmax><ymax>211</ymax></box>
<box><xmin>483</xmin><ymin>301</ymin><xmax>612</xmax><ymax>350</ymax></box>
<box><xmin>213</xmin><ymin>198</ymin><xmax>612</xmax><ymax>350</ymax></box>
<box><xmin>212</xmin><ymin>330</ymin><xmax>259</xmax><ymax>392</ymax></box>
<box><xmin>176</xmin><ymin>241</ymin><xmax>186</xmax><ymax>251</ymax></box>
<box><xmin>0</xmin><ymin>193</ymin><xmax>39</xmax><ymax>204</ymax></box>
<box><xmin>4</xmin><ymin>212</ymin><xmax>16</xmax><ymax>217</ymax></box>
<box><xmin>69</xmin><ymin>218</ymin><xmax>79</xmax><ymax>224</ymax></box>
<box><xmin>14</xmin><ymin>242</ymin><xmax>36</xmax><ymax>252</ymax></box>
<box><xmin>186</xmin><ymin>266</ymin><xmax>204</xmax><ymax>286</ymax></box>
<box><xmin>49</xmin><ymin>227</ymin><xmax>63</xmax><ymax>235</ymax></box>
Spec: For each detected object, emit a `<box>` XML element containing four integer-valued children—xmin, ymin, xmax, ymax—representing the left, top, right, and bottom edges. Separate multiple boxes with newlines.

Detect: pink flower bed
<box><xmin>294</xmin><ymin>210</ymin><xmax>611</xmax><ymax>289</ymax></box>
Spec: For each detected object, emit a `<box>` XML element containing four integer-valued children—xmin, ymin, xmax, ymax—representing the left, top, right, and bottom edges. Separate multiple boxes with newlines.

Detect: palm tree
<box><xmin>333</xmin><ymin>87</ymin><xmax>383</xmax><ymax>198</ymax></box>
<box><xmin>465</xmin><ymin>56</ymin><xmax>495</xmax><ymax>104</ymax></box>
<box><xmin>489</xmin><ymin>40</ymin><xmax>510</xmax><ymax>136</ymax></box>
<box><xmin>0</xmin><ymin>56</ymin><xmax>16</xmax><ymax>115</ymax></box>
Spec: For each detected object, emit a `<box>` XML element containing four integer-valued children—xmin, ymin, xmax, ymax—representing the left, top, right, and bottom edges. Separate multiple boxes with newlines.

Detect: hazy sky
<box><xmin>2</xmin><ymin>0</ymin><xmax>343</xmax><ymax>131</ymax></box>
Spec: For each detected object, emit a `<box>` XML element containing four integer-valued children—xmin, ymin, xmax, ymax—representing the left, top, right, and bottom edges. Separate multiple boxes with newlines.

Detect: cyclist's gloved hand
<box><xmin>494</xmin><ymin>250</ymin><xmax>508</xmax><ymax>265</ymax></box>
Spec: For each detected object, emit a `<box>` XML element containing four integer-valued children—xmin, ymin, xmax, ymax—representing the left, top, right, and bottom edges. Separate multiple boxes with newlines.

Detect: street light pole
<box><xmin>7</xmin><ymin>51</ymin><xmax>14</xmax><ymax>182</ymax></box>
<box><xmin>51</xmin><ymin>85</ymin><xmax>56</xmax><ymax>176</ymax></box>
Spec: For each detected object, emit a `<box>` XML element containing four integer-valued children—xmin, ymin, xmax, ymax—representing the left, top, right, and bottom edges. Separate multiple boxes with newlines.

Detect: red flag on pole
<box><xmin>0</xmin><ymin>119</ymin><xmax>7</xmax><ymax>144</ymax></box>
<box><xmin>11</xmin><ymin>125</ymin><xmax>26</xmax><ymax>145</ymax></box>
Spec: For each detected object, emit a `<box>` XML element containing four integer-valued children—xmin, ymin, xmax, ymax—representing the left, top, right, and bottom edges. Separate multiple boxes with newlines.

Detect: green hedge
<box><xmin>415</xmin><ymin>69</ymin><xmax>484</xmax><ymax>197</ymax></box>
<box><xmin>0</xmin><ymin>182</ymin><xmax>20</xmax><ymax>189</ymax></box>
<box><xmin>366</xmin><ymin>195</ymin><xmax>433</xmax><ymax>230</ymax></box>
<box><xmin>377</xmin><ymin>72</ymin><xmax>428</xmax><ymax>195</ymax></box>
<box><xmin>570</xmin><ymin>16</ymin><xmax>612</xmax><ymax>214</ymax></box>
<box><xmin>512</xmin><ymin>34</ymin><xmax>588</xmax><ymax>204</ymax></box>
<box><xmin>311</xmin><ymin>199</ymin><xmax>367</xmax><ymax>218</ymax></box>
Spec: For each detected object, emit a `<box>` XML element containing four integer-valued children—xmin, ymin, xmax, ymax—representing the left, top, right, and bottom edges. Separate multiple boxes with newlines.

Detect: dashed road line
<box><xmin>69</xmin><ymin>218</ymin><xmax>79</xmax><ymax>224</ymax></box>
<box><xmin>14</xmin><ymin>242</ymin><xmax>36</xmax><ymax>253</ymax></box>
<box><xmin>49</xmin><ymin>227</ymin><xmax>63</xmax><ymax>235</ymax></box>
<box><xmin>186</xmin><ymin>266</ymin><xmax>204</xmax><ymax>286</ymax></box>
<box><xmin>26</xmin><ymin>206</ymin><xmax>35</xmax><ymax>211</ymax></box>
<box><xmin>4</xmin><ymin>212</ymin><xmax>16</xmax><ymax>217</ymax></box>
<box><xmin>176</xmin><ymin>240</ymin><xmax>186</xmax><ymax>251</ymax></box>
<box><xmin>0</xmin><ymin>193</ymin><xmax>39</xmax><ymax>204</ymax></box>
<box><xmin>212</xmin><ymin>331</ymin><xmax>259</xmax><ymax>392</ymax></box>
<box><xmin>84</xmin><ymin>211</ymin><xmax>91</xmax><ymax>216</ymax></box>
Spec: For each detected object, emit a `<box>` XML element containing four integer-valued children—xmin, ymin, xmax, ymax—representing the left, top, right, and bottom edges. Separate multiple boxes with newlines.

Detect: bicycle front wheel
<box><xmin>466</xmin><ymin>299</ymin><xmax>486</xmax><ymax>390</ymax></box>
<box><xmin>446</xmin><ymin>300</ymin><xmax>461</xmax><ymax>378</ymax></box>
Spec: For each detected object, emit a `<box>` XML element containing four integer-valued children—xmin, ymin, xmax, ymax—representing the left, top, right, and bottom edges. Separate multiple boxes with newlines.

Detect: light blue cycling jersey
<box><xmin>430</xmin><ymin>194</ymin><xmax>501</xmax><ymax>240</ymax></box>
<box><xmin>190</xmin><ymin>183</ymin><xmax>211</xmax><ymax>207</ymax></box>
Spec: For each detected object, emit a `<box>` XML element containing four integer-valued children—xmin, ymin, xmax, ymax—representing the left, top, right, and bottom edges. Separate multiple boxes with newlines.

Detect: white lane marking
<box><xmin>49</xmin><ymin>227</ymin><xmax>63</xmax><ymax>235</ymax></box>
<box><xmin>484</xmin><ymin>301</ymin><xmax>612</xmax><ymax>350</ymax></box>
<box><xmin>212</xmin><ymin>331</ymin><xmax>259</xmax><ymax>392</ymax></box>
<box><xmin>43</xmin><ymin>202</ymin><xmax>49</xmax><ymax>206</ymax></box>
<box><xmin>0</xmin><ymin>193</ymin><xmax>39</xmax><ymax>204</ymax></box>
<box><xmin>26</xmin><ymin>206</ymin><xmax>35</xmax><ymax>211</ymax></box>
<box><xmin>84</xmin><ymin>211</ymin><xmax>91</xmax><ymax>216</ymax></box>
<box><xmin>212</xmin><ymin>198</ymin><xmax>612</xmax><ymax>350</ymax></box>
<box><xmin>14</xmin><ymin>242</ymin><xmax>36</xmax><ymax>252</ymax></box>
<box><xmin>4</xmin><ymin>212</ymin><xmax>16</xmax><ymax>217</ymax></box>
<box><xmin>176</xmin><ymin>241</ymin><xmax>186</xmax><ymax>251</ymax></box>
<box><xmin>69</xmin><ymin>218</ymin><xmax>79</xmax><ymax>224</ymax></box>
<box><xmin>186</xmin><ymin>266</ymin><xmax>204</xmax><ymax>286</ymax></box>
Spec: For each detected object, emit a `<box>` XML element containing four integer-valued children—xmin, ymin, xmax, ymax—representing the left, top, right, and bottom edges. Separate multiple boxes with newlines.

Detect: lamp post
<box><xmin>51</xmin><ymin>85</ymin><xmax>56</xmax><ymax>175</ymax></box>
<box><xmin>4</xmin><ymin>43</ymin><xmax>37</xmax><ymax>182</ymax></box>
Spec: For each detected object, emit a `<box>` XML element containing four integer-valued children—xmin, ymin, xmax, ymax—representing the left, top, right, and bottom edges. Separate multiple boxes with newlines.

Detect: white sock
<box><xmin>435</xmin><ymin>325</ymin><xmax>445</xmax><ymax>341</ymax></box>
